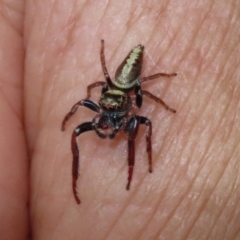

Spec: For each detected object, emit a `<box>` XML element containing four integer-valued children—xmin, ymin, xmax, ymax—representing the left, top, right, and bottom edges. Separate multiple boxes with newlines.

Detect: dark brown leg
<box><xmin>71</xmin><ymin>122</ymin><xmax>94</xmax><ymax>204</ymax></box>
<box><xmin>127</xmin><ymin>139</ymin><xmax>135</xmax><ymax>190</ymax></box>
<box><xmin>125</xmin><ymin>115</ymin><xmax>153</xmax><ymax>189</ymax></box>
<box><xmin>61</xmin><ymin>100</ymin><xmax>100</xmax><ymax>131</ymax></box>
<box><xmin>142</xmin><ymin>90</ymin><xmax>176</xmax><ymax>113</ymax></box>
<box><xmin>140</xmin><ymin>72</ymin><xmax>177</xmax><ymax>84</ymax></box>
<box><xmin>100</xmin><ymin>39</ymin><xmax>114</xmax><ymax>88</ymax></box>
<box><xmin>86</xmin><ymin>81</ymin><xmax>106</xmax><ymax>99</ymax></box>
<box><xmin>139</xmin><ymin>116</ymin><xmax>152</xmax><ymax>172</ymax></box>
<box><xmin>125</xmin><ymin>116</ymin><xmax>139</xmax><ymax>190</ymax></box>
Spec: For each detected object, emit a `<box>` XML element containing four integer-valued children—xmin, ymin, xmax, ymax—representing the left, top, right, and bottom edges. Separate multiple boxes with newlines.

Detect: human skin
<box><xmin>1</xmin><ymin>0</ymin><xmax>240</xmax><ymax>239</ymax></box>
<box><xmin>0</xmin><ymin>1</ymin><xmax>28</xmax><ymax>240</ymax></box>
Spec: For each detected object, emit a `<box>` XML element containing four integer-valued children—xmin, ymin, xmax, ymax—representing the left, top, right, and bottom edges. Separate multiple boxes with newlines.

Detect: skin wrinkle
<box><xmin>232</xmin><ymin>162</ymin><xmax>240</xmax><ymax>192</ymax></box>
<box><xmin>134</xmin><ymin>130</ymin><xmax>183</xmax><ymax>239</ymax></box>
<box><xmin>0</xmin><ymin>8</ymin><xmax>21</xmax><ymax>35</ymax></box>
<box><xmin>101</xmin><ymin>155</ymin><xmax>126</xmax><ymax>197</ymax></box>
<box><xmin>102</xmin><ymin>171</ymin><xmax>143</xmax><ymax>240</ymax></box>
<box><xmin>40</xmin><ymin>0</ymin><xmax>62</xmax><ymax>114</ymax></box>
<box><xmin>182</xmin><ymin>95</ymin><xmax>239</xmax><ymax>238</ymax></box>
<box><xmin>137</xmin><ymin>185</ymin><xmax>170</xmax><ymax>239</ymax></box>
<box><xmin>144</xmin><ymin>1</ymin><xmax>182</xmax><ymax>49</ymax></box>
<box><xmin>215</xmin><ymin>23</ymin><xmax>237</xmax><ymax>75</ymax></box>
<box><xmin>24</xmin><ymin>1</ymin><xmax>42</xmax><ymax>47</ymax></box>
<box><xmin>52</xmin><ymin>199</ymin><xmax>69</xmax><ymax>240</ymax></box>
<box><xmin>220</xmin><ymin>106</ymin><xmax>237</xmax><ymax>148</ymax></box>
<box><xmin>145</xmin><ymin>59</ymin><xmax>217</xmax><ymax>240</ymax></box>
<box><xmin>199</xmin><ymin>169</ymin><xmax>237</xmax><ymax>240</ymax></box>
<box><xmin>201</xmin><ymin>5</ymin><xmax>235</xmax><ymax>75</ymax></box>
<box><xmin>39</xmin><ymin>3</ymin><xmax>87</xmax><ymax>133</ymax></box>
<box><xmin>232</xmin><ymin>224</ymin><xmax>240</xmax><ymax>240</ymax></box>
<box><xmin>206</xmin><ymin>156</ymin><xmax>239</xmax><ymax>239</ymax></box>
<box><xmin>76</xmin><ymin>142</ymin><xmax>124</xmax><ymax>209</ymax></box>
<box><xmin>0</xmin><ymin>80</ymin><xmax>22</xmax><ymax>121</ymax></box>
<box><xmin>0</xmin><ymin>1</ymin><xmax>27</xmax><ymax>238</ymax></box>
<box><xmin>148</xmin><ymin>3</ymin><xmax>216</xmax><ymax>146</ymax></box>
<box><xmin>210</xmin><ymin>54</ymin><xmax>237</xmax><ymax>122</ymax></box>
<box><xmin>72</xmin><ymin>138</ymin><xmax>124</xmax><ymax>209</ymax></box>
<box><xmin>142</xmin><ymin>56</ymin><xmax>205</xmax><ymax>238</ymax></box>
<box><xmin>100</xmin><ymin>4</ymin><xmax>168</xmax><ymax>76</ymax></box>
<box><xmin>58</xmin><ymin>6</ymin><xmax>124</xmax><ymax>100</ymax></box>
<box><xmin>167</xmin><ymin>0</ymin><xmax>232</xmax><ymax>167</ymax></box>
<box><xmin>186</xmin><ymin>158</ymin><xmax>236</xmax><ymax>239</ymax></box>
<box><xmin>73</xmin><ymin>133</ymin><xmax>127</xmax><ymax>208</ymax></box>
<box><xmin>31</xmin><ymin>131</ymin><xmax>52</xmax><ymax>229</ymax></box>
<box><xmin>0</xmin><ymin>1</ymin><xmax>23</xmax><ymax>34</ymax></box>
<box><xmin>0</xmin><ymin>17</ymin><xmax>23</xmax><ymax>119</ymax></box>
<box><xmin>230</xmin><ymin>196</ymin><xmax>240</xmax><ymax>240</ymax></box>
<box><xmin>219</xmin><ymin>154</ymin><xmax>239</xmax><ymax>236</ymax></box>
<box><xmin>37</xmin><ymin>0</ymin><xmax>63</xmax><ymax>111</ymax></box>
<box><xmin>43</xmin><ymin>0</ymin><xmax>89</xmax><ymax>117</ymax></box>
<box><xmin>179</xmin><ymin>112</ymin><xmax>229</xmax><ymax>237</ymax></box>
<box><xmin>163</xmin><ymin>2</ymin><xmax>192</xmax><ymax>52</ymax></box>
<box><xmin>224</xmin><ymin>206</ymin><xmax>240</xmax><ymax>240</ymax></box>
<box><xmin>47</xmin><ymin>139</ymin><xmax>61</xmax><ymax>198</ymax></box>
<box><xmin>131</xmin><ymin>102</ymin><xmax>177</xmax><ymax>239</ymax></box>
<box><xmin>153</xmin><ymin>147</ymin><xmax>197</xmax><ymax>239</ymax></box>
<box><xmin>127</xmin><ymin>3</ymin><xmax>169</xmax><ymax>37</ymax></box>
<box><xmin>178</xmin><ymin>1</ymin><xmax>216</xmax><ymax>67</ymax></box>
<box><xmin>218</xmin><ymin>74</ymin><xmax>239</xmax><ymax>144</ymax></box>
<box><xmin>151</xmin><ymin>45</ymin><xmax>227</xmax><ymax>238</ymax></box>
<box><xmin>121</xmin><ymin>1</ymin><xmax>132</xmax><ymax>31</ymax></box>
<box><xmin>146</xmin><ymin>2</ymin><xmax>187</xmax><ymax>60</ymax></box>
<box><xmin>134</xmin><ymin>91</ymin><xmax>183</xmax><ymax>239</ymax></box>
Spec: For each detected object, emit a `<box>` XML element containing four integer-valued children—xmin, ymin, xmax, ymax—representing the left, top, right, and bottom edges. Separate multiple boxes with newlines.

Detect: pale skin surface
<box><xmin>0</xmin><ymin>0</ymin><xmax>29</xmax><ymax>240</ymax></box>
<box><xmin>1</xmin><ymin>0</ymin><xmax>240</xmax><ymax>239</ymax></box>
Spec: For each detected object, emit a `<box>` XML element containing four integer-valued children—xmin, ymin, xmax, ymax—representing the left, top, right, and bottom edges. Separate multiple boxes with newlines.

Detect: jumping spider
<box><xmin>62</xmin><ymin>40</ymin><xmax>177</xmax><ymax>204</ymax></box>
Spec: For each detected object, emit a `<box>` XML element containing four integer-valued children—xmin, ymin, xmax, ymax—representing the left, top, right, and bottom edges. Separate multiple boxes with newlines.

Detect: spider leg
<box><xmin>134</xmin><ymin>85</ymin><xmax>143</xmax><ymax>108</ymax></box>
<box><xmin>127</xmin><ymin>139</ymin><xmax>135</xmax><ymax>190</ymax></box>
<box><xmin>125</xmin><ymin>116</ymin><xmax>153</xmax><ymax>189</ymax></box>
<box><xmin>135</xmin><ymin>72</ymin><xmax>176</xmax><ymax>108</ymax></box>
<box><xmin>86</xmin><ymin>81</ymin><xmax>108</xmax><ymax>99</ymax></box>
<box><xmin>71</xmin><ymin>122</ymin><xmax>94</xmax><ymax>204</ymax></box>
<box><xmin>142</xmin><ymin>90</ymin><xmax>176</xmax><ymax>113</ymax></box>
<box><xmin>138</xmin><ymin>116</ymin><xmax>152</xmax><ymax>172</ymax></box>
<box><xmin>139</xmin><ymin>72</ymin><xmax>177</xmax><ymax>84</ymax></box>
<box><xmin>61</xmin><ymin>99</ymin><xmax>100</xmax><ymax>131</ymax></box>
<box><xmin>100</xmin><ymin>39</ymin><xmax>114</xmax><ymax>89</ymax></box>
<box><xmin>125</xmin><ymin>116</ymin><xmax>139</xmax><ymax>190</ymax></box>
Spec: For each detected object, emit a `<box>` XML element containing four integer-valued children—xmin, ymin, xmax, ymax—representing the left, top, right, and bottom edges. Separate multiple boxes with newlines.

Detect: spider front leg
<box><xmin>85</xmin><ymin>40</ymin><xmax>114</xmax><ymax>99</ymax></box>
<box><xmin>71</xmin><ymin>122</ymin><xmax>94</xmax><ymax>204</ymax></box>
<box><xmin>100</xmin><ymin>39</ymin><xmax>114</xmax><ymax>88</ymax></box>
<box><xmin>86</xmin><ymin>81</ymin><xmax>108</xmax><ymax>99</ymax></box>
<box><xmin>61</xmin><ymin>99</ymin><xmax>100</xmax><ymax>131</ymax></box>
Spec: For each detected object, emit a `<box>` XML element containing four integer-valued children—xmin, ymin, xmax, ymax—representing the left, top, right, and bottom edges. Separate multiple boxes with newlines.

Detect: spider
<box><xmin>61</xmin><ymin>40</ymin><xmax>177</xmax><ymax>204</ymax></box>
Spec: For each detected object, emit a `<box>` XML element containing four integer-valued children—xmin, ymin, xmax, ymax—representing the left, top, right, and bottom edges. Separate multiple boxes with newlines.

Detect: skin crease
<box><xmin>0</xmin><ymin>0</ymin><xmax>231</xmax><ymax>239</ymax></box>
<box><xmin>0</xmin><ymin>1</ymin><xmax>29</xmax><ymax>240</ymax></box>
